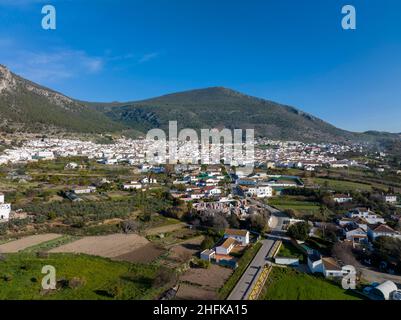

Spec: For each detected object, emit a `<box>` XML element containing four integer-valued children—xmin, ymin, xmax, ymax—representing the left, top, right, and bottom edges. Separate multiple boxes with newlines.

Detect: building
<box><xmin>123</xmin><ymin>182</ymin><xmax>143</xmax><ymax>190</ymax></box>
<box><xmin>224</xmin><ymin>229</ymin><xmax>250</xmax><ymax>246</ymax></box>
<box><xmin>382</xmin><ymin>195</ymin><xmax>398</xmax><ymax>204</ymax></box>
<box><xmin>369</xmin><ymin>281</ymin><xmax>398</xmax><ymax>300</ymax></box>
<box><xmin>0</xmin><ymin>193</ymin><xmax>11</xmax><ymax>222</ymax></box>
<box><xmin>346</xmin><ymin>208</ymin><xmax>385</xmax><ymax>225</ymax></box>
<box><xmin>72</xmin><ymin>186</ymin><xmax>97</xmax><ymax>195</ymax></box>
<box><xmin>368</xmin><ymin>224</ymin><xmax>401</xmax><ymax>241</ymax></box>
<box><xmin>308</xmin><ymin>251</ymin><xmax>346</xmax><ymax>278</ymax></box>
<box><xmin>346</xmin><ymin>228</ymin><xmax>368</xmax><ymax>245</ymax></box>
<box><xmin>243</xmin><ymin>185</ymin><xmax>273</xmax><ymax>198</ymax></box>
<box><xmin>333</xmin><ymin>194</ymin><xmax>353</xmax><ymax>204</ymax></box>
<box><xmin>215</xmin><ymin>238</ymin><xmax>236</xmax><ymax>255</ymax></box>
<box><xmin>200</xmin><ymin>249</ymin><xmax>216</xmax><ymax>262</ymax></box>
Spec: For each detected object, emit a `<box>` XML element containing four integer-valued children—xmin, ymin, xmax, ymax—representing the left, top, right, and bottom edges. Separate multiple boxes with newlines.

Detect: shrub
<box><xmin>68</xmin><ymin>277</ymin><xmax>86</xmax><ymax>289</ymax></box>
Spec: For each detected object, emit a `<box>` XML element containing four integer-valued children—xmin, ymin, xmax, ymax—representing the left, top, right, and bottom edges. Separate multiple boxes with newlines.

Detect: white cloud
<box><xmin>138</xmin><ymin>52</ymin><xmax>159</xmax><ymax>64</ymax></box>
<box><xmin>0</xmin><ymin>38</ymin><xmax>104</xmax><ymax>82</ymax></box>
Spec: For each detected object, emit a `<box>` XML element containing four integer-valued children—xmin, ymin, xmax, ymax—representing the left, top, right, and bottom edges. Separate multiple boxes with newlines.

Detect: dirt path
<box><xmin>0</xmin><ymin>234</ymin><xmax>62</xmax><ymax>253</ymax></box>
<box><xmin>360</xmin><ymin>268</ymin><xmax>401</xmax><ymax>285</ymax></box>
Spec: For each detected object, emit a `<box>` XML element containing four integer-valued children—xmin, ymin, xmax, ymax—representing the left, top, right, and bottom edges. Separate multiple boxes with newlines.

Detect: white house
<box><xmin>141</xmin><ymin>177</ymin><xmax>157</xmax><ymax>184</ymax></box>
<box><xmin>123</xmin><ymin>181</ymin><xmax>143</xmax><ymax>190</ymax></box>
<box><xmin>346</xmin><ymin>228</ymin><xmax>368</xmax><ymax>245</ymax></box>
<box><xmin>308</xmin><ymin>252</ymin><xmax>346</xmax><ymax>278</ymax></box>
<box><xmin>333</xmin><ymin>194</ymin><xmax>353</xmax><ymax>203</ymax></box>
<box><xmin>382</xmin><ymin>195</ymin><xmax>398</xmax><ymax>204</ymax></box>
<box><xmin>205</xmin><ymin>187</ymin><xmax>222</xmax><ymax>197</ymax></box>
<box><xmin>200</xmin><ymin>249</ymin><xmax>216</xmax><ymax>261</ymax></box>
<box><xmin>0</xmin><ymin>193</ymin><xmax>11</xmax><ymax>222</ymax></box>
<box><xmin>346</xmin><ymin>208</ymin><xmax>385</xmax><ymax>225</ymax></box>
<box><xmin>224</xmin><ymin>229</ymin><xmax>250</xmax><ymax>246</ymax></box>
<box><xmin>246</xmin><ymin>185</ymin><xmax>273</xmax><ymax>198</ymax></box>
<box><xmin>73</xmin><ymin>186</ymin><xmax>96</xmax><ymax>195</ymax></box>
<box><xmin>215</xmin><ymin>238</ymin><xmax>236</xmax><ymax>255</ymax></box>
<box><xmin>368</xmin><ymin>224</ymin><xmax>401</xmax><ymax>241</ymax></box>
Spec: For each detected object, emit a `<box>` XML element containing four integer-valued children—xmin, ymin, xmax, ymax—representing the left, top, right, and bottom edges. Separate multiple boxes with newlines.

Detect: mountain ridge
<box><xmin>1</xmin><ymin>65</ymin><xmax>400</xmax><ymax>144</ymax></box>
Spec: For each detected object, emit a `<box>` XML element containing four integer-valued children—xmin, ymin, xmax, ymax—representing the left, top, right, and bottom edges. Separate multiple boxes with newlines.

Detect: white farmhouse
<box><xmin>215</xmin><ymin>238</ymin><xmax>236</xmax><ymax>255</ymax></box>
<box><xmin>224</xmin><ymin>229</ymin><xmax>250</xmax><ymax>246</ymax></box>
<box><xmin>0</xmin><ymin>193</ymin><xmax>11</xmax><ymax>222</ymax></box>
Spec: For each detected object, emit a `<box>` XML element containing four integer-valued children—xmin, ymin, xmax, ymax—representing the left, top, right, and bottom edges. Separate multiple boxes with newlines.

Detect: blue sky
<box><xmin>0</xmin><ymin>0</ymin><xmax>400</xmax><ymax>132</ymax></box>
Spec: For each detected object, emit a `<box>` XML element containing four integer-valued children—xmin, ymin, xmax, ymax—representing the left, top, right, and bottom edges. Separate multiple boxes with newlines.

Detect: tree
<box><xmin>227</xmin><ymin>214</ymin><xmax>240</xmax><ymax>229</ymax></box>
<box><xmin>247</xmin><ymin>213</ymin><xmax>268</xmax><ymax>233</ymax></box>
<box><xmin>121</xmin><ymin>220</ymin><xmax>138</xmax><ymax>234</ymax></box>
<box><xmin>201</xmin><ymin>236</ymin><xmax>215</xmax><ymax>250</ymax></box>
<box><xmin>210</xmin><ymin>213</ymin><xmax>228</xmax><ymax>231</ymax></box>
<box><xmin>287</xmin><ymin>222</ymin><xmax>310</xmax><ymax>241</ymax></box>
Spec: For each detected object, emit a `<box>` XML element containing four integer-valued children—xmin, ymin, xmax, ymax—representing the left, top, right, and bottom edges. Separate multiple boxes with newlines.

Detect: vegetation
<box><xmin>287</xmin><ymin>222</ymin><xmax>311</xmax><ymax>241</ymax></box>
<box><xmin>0</xmin><ymin>253</ymin><xmax>169</xmax><ymax>300</ymax></box>
<box><xmin>260</xmin><ymin>267</ymin><xmax>362</xmax><ymax>300</ymax></box>
<box><xmin>277</xmin><ymin>242</ymin><xmax>305</xmax><ymax>263</ymax></box>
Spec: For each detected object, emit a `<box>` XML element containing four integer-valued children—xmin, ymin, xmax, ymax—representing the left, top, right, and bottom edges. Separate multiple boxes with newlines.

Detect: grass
<box><xmin>260</xmin><ymin>267</ymin><xmax>363</xmax><ymax>300</ymax></box>
<box><xmin>218</xmin><ymin>241</ymin><xmax>263</xmax><ymax>299</ymax></box>
<box><xmin>277</xmin><ymin>242</ymin><xmax>305</xmax><ymax>263</ymax></box>
<box><xmin>0</xmin><ymin>253</ymin><xmax>167</xmax><ymax>300</ymax></box>
<box><xmin>21</xmin><ymin>235</ymin><xmax>80</xmax><ymax>253</ymax></box>
<box><xmin>312</xmin><ymin>177</ymin><xmax>373</xmax><ymax>192</ymax></box>
<box><xmin>268</xmin><ymin>197</ymin><xmax>332</xmax><ymax>220</ymax></box>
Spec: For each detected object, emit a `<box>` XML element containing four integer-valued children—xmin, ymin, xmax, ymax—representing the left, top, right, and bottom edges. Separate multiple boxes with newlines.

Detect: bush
<box><xmin>121</xmin><ymin>220</ymin><xmax>138</xmax><ymax>234</ymax></box>
<box><xmin>200</xmin><ymin>236</ymin><xmax>215</xmax><ymax>250</ymax></box>
<box><xmin>288</xmin><ymin>222</ymin><xmax>311</xmax><ymax>241</ymax></box>
<box><xmin>37</xmin><ymin>251</ymin><xmax>49</xmax><ymax>259</ymax></box>
<box><xmin>196</xmin><ymin>259</ymin><xmax>211</xmax><ymax>269</ymax></box>
<box><xmin>68</xmin><ymin>277</ymin><xmax>86</xmax><ymax>289</ymax></box>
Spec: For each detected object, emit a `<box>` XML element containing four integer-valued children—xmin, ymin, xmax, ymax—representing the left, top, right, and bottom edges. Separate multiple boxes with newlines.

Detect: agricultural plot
<box><xmin>0</xmin><ymin>234</ymin><xmax>62</xmax><ymax>253</ymax></box>
<box><xmin>176</xmin><ymin>265</ymin><xmax>233</xmax><ymax>300</ymax></box>
<box><xmin>49</xmin><ymin>233</ymin><xmax>155</xmax><ymax>262</ymax></box>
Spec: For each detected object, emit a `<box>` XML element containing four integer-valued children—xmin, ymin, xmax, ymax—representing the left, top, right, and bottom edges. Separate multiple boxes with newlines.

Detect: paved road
<box><xmin>227</xmin><ymin>199</ymin><xmax>288</xmax><ymax>300</ymax></box>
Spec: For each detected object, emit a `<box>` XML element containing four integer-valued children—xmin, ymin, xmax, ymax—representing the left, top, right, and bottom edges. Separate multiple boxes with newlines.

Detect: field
<box><xmin>0</xmin><ymin>253</ymin><xmax>167</xmax><ymax>300</ymax></box>
<box><xmin>0</xmin><ymin>234</ymin><xmax>62</xmax><ymax>253</ymax></box>
<box><xmin>260</xmin><ymin>267</ymin><xmax>362</xmax><ymax>300</ymax></box>
<box><xmin>48</xmin><ymin>234</ymin><xmax>156</xmax><ymax>262</ymax></box>
<box><xmin>311</xmin><ymin>177</ymin><xmax>373</xmax><ymax>192</ymax></box>
<box><xmin>277</xmin><ymin>242</ymin><xmax>305</xmax><ymax>263</ymax></box>
<box><xmin>268</xmin><ymin>197</ymin><xmax>332</xmax><ymax>220</ymax></box>
<box><xmin>176</xmin><ymin>265</ymin><xmax>232</xmax><ymax>300</ymax></box>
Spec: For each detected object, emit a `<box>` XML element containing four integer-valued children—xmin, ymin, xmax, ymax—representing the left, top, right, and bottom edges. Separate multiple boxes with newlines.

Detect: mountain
<box><xmin>0</xmin><ymin>65</ymin><xmax>124</xmax><ymax>134</ymax></box>
<box><xmin>1</xmin><ymin>65</ymin><xmax>399</xmax><ymax>144</ymax></box>
<box><xmin>89</xmin><ymin>87</ymin><xmax>398</xmax><ymax>143</ymax></box>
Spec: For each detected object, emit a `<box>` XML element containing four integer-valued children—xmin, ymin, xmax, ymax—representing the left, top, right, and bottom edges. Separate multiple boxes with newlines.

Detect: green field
<box><xmin>311</xmin><ymin>178</ymin><xmax>373</xmax><ymax>192</ymax></box>
<box><xmin>261</xmin><ymin>267</ymin><xmax>362</xmax><ymax>300</ymax></box>
<box><xmin>268</xmin><ymin>197</ymin><xmax>332</xmax><ymax>220</ymax></box>
<box><xmin>277</xmin><ymin>242</ymin><xmax>305</xmax><ymax>263</ymax></box>
<box><xmin>0</xmin><ymin>253</ymin><xmax>168</xmax><ymax>300</ymax></box>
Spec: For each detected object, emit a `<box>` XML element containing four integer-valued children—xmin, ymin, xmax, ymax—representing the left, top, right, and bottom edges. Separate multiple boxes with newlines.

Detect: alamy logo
<box><xmin>341</xmin><ymin>265</ymin><xmax>357</xmax><ymax>290</ymax></box>
<box><xmin>41</xmin><ymin>265</ymin><xmax>56</xmax><ymax>290</ymax></box>
<box><xmin>342</xmin><ymin>5</ymin><xmax>356</xmax><ymax>30</ymax></box>
<box><xmin>42</xmin><ymin>5</ymin><xmax>56</xmax><ymax>30</ymax></box>
<box><xmin>146</xmin><ymin>121</ymin><xmax>255</xmax><ymax>174</ymax></box>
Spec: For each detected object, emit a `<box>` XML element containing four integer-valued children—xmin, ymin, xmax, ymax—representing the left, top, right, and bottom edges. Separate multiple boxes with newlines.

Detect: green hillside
<box><xmin>91</xmin><ymin>87</ymin><xmax>398</xmax><ymax>143</ymax></box>
<box><xmin>0</xmin><ymin>65</ymin><xmax>124</xmax><ymax>133</ymax></box>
